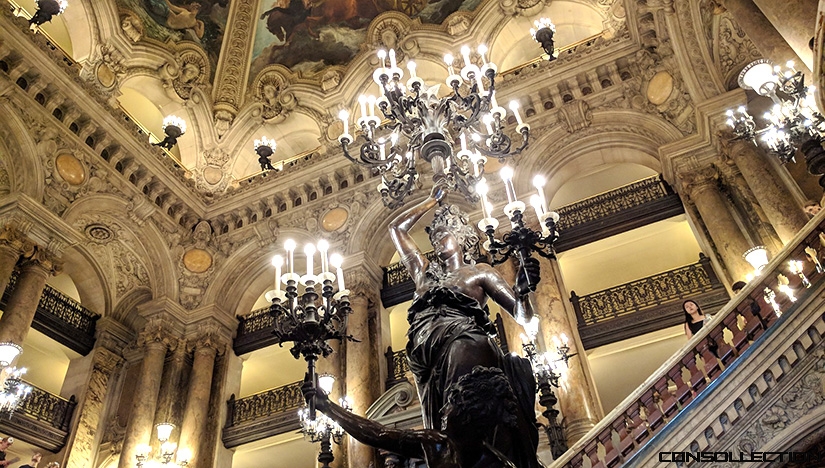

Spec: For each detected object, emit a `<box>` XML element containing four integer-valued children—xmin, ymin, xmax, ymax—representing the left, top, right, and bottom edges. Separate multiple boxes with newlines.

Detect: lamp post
<box><xmin>134</xmin><ymin>423</ymin><xmax>190</xmax><ymax>467</ymax></box>
<box><xmin>298</xmin><ymin>374</ymin><xmax>350</xmax><ymax>468</ymax></box>
<box><xmin>337</xmin><ymin>45</ymin><xmax>530</xmax><ymax>208</ymax></box>
<box><xmin>29</xmin><ymin>0</ymin><xmax>68</xmax><ymax>26</ymax></box>
<box><xmin>266</xmin><ymin>242</ymin><xmax>352</xmax><ymax>420</ymax></box>
<box><xmin>521</xmin><ymin>331</ymin><xmax>576</xmax><ymax>459</ymax></box>
<box><xmin>154</xmin><ymin>116</ymin><xmax>187</xmax><ymax>150</ymax></box>
<box><xmin>728</xmin><ymin>59</ymin><xmax>825</xmax><ymax>186</ymax></box>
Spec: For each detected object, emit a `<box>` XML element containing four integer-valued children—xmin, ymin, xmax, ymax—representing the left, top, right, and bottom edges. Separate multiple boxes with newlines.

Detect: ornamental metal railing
<box><xmin>224</xmin><ymin>380</ymin><xmax>304</xmax><ymax>428</ymax></box>
<box><xmin>384</xmin><ymin>347</ymin><xmax>411</xmax><ymax>391</ymax></box>
<box><xmin>384</xmin><ymin>251</ymin><xmax>439</xmax><ymax>289</ymax></box>
<box><xmin>571</xmin><ymin>255</ymin><xmax>720</xmax><ymax>326</ymax></box>
<box><xmin>1</xmin><ymin>270</ymin><xmax>100</xmax><ymax>355</ymax></box>
<box><xmin>554</xmin><ymin>213</ymin><xmax>825</xmax><ymax>468</ymax></box>
<box><xmin>555</xmin><ymin>175</ymin><xmax>673</xmax><ymax>231</ymax></box>
<box><xmin>16</xmin><ymin>381</ymin><xmax>76</xmax><ymax>431</ymax></box>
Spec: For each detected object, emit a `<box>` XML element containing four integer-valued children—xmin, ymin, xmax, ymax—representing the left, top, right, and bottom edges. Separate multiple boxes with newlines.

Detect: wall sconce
<box><xmin>154</xmin><ymin>116</ymin><xmax>187</xmax><ymax>150</ymax></box>
<box><xmin>254</xmin><ymin>136</ymin><xmax>277</xmax><ymax>172</ymax></box>
<box><xmin>29</xmin><ymin>0</ymin><xmax>68</xmax><ymax>26</ymax></box>
<box><xmin>744</xmin><ymin>245</ymin><xmax>769</xmax><ymax>281</ymax></box>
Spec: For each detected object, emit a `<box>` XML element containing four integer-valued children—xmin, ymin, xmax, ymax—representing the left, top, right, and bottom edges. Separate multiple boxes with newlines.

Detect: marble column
<box><xmin>533</xmin><ymin>256</ymin><xmax>604</xmax><ymax>445</ymax></box>
<box><xmin>152</xmin><ymin>339</ymin><xmax>187</xmax><ymax>446</ymax></box>
<box><xmin>178</xmin><ymin>332</ymin><xmax>221</xmax><ymax>465</ymax></box>
<box><xmin>727</xmin><ymin>140</ymin><xmax>809</xmax><ymax>244</ymax></box>
<box><xmin>117</xmin><ymin>324</ymin><xmax>170</xmax><ymax>468</ymax></box>
<box><xmin>720</xmin><ymin>0</ymin><xmax>809</xmax><ymax>72</ymax></box>
<box><xmin>681</xmin><ymin>166</ymin><xmax>754</xmax><ymax>280</ymax></box>
<box><xmin>64</xmin><ymin>346</ymin><xmax>123</xmax><ymax>468</ymax></box>
<box><xmin>751</xmin><ymin>0</ymin><xmax>816</xmax><ymax>71</ymax></box>
<box><xmin>0</xmin><ymin>224</ymin><xmax>33</xmax><ymax>295</ymax></box>
<box><xmin>343</xmin><ymin>267</ymin><xmax>382</xmax><ymax>468</ymax></box>
<box><xmin>0</xmin><ymin>246</ymin><xmax>61</xmax><ymax>345</ymax></box>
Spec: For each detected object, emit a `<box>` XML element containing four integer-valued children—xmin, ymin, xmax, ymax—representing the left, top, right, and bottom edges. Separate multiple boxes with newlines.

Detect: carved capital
<box><xmin>679</xmin><ymin>165</ymin><xmax>719</xmax><ymax>198</ymax></box>
<box><xmin>0</xmin><ymin>224</ymin><xmax>34</xmax><ymax>257</ymax></box>
<box><xmin>344</xmin><ymin>266</ymin><xmax>380</xmax><ymax>305</ymax></box>
<box><xmin>21</xmin><ymin>245</ymin><xmax>63</xmax><ymax>276</ymax></box>
<box><xmin>137</xmin><ymin>321</ymin><xmax>174</xmax><ymax>351</ymax></box>
<box><xmin>92</xmin><ymin>346</ymin><xmax>124</xmax><ymax>375</ymax></box>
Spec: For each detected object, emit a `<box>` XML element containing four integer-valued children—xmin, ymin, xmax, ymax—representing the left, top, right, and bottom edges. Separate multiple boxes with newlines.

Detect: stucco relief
<box><xmin>161</xmin><ymin>45</ymin><xmax>210</xmax><ymax>101</ymax></box>
<box><xmin>250</xmin><ymin>69</ymin><xmax>297</xmax><ymax>123</ymax></box>
<box><xmin>715</xmin><ymin>14</ymin><xmax>762</xmax><ymax>89</ymax></box>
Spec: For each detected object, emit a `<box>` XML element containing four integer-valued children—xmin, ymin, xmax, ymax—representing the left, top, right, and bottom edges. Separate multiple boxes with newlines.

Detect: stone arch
<box><xmin>0</xmin><ymin>102</ymin><xmax>46</xmax><ymax>201</ymax></box>
<box><xmin>60</xmin><ymin>246</ymin><xmax>110</xmax><ymax>317</ymax></box>
<box><xmin>516</xmin><ymin>110</ymin><xmax>682</xmax><ymax>203</ymax></box>
<box><xmin>61</xmin><ymin>193</ymin><xmax>178</xmax><ymax>304</ymax></box>
<box><xmin>111</xmin><ymin>286</ymin><xmax>152</xmax><ymax>333</ymax></box>
<box><xmin>204</xmin><ymin>229</ymin><xmax>319</xmax><ymax>316</ymax></box>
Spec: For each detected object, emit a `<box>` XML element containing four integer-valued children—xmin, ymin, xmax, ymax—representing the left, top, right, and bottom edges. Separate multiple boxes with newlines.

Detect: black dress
<box><xmin>687</xmin><ymin>318</ymin><xmax>704</xmax><ymax>336</ymax></box>
<box><xmin>406</xmin><ymin>287</ymin><xmax>541</xmax><ymax>468</ymax></box>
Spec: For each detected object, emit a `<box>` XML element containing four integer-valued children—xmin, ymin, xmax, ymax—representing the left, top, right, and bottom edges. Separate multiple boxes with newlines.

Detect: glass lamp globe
<box><xmin>738</xmin><ymin>59</ymin><xmax>777</xmax><ymax>97</ymax></box>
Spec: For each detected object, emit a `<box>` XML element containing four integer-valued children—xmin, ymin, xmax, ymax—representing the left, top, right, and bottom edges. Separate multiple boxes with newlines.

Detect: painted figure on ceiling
<box><xmin>260</xmin><ymin>0</ymin><xmax>381</xmax><ymax>45</ymax></box>
<box><xmin>163</xmin><ymin>0</ymin><xmax>206</xmax><ymax>38</ymax></box>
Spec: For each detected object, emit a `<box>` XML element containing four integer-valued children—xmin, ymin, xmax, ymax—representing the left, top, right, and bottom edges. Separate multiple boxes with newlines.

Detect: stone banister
<box><xmin>551</xmin><ymin>210</ymin><xmax>825</xmax><ymax>468</ymax></box>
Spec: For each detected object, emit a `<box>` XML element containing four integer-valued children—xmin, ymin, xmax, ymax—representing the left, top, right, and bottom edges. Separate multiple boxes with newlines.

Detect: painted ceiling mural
<box><xmin>116</xmin><ymin>0</ymin><xmax>229</xmax><ymax>68</ymax></box>
<box><xmin>251</xmin><ymin>0</ymin><xmax>484</xmax><ymax>77</ymax></box>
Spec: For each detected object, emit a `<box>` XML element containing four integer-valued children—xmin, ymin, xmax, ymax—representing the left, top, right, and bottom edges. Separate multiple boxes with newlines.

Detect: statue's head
<box><xmin>440</xmin><ymin>366</ymin><xmax>519</xmax><ymax>439</ymax></box>
<box><xmin>425</xmin><ymin>205</ymin><xmax>479</xmax><ymax>263</ymax></box>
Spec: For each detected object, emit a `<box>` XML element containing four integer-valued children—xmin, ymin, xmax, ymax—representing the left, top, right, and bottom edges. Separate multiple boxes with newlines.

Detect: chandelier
<box><xmin>337</xmin><ymin>45</ymin><xmax>531</xmax><ymax>208</ymax></box>
<box><xmin>134</xmin><ymin>423</ymin><xmax>191</xmax><ymax>467</ymax></box>
<box><xmin>727</xmin><ymin>59</ymin><xmax>825</xmax><ymax>182</ymax></box>
<box><xmin>474</xmin><ymin>167</ymin><xmax>560</xmax><ymax>288</ymax></box>
<box><xmin>0</xmin><ymin>343</ymin><xmax>30</xmax><ymax>414</ymax></box>
<box><xmin>29</xmin><ymin>0</ymin><xmax>68</xmax><ymax>26</ymax></box>
<box><xmin>298</xmin><ymin>374</ymin><xmax>350</xmax><ymax>468</ymax></box>
<box><xmin>266</xmin><ymin>240</ymin><xmax>352</xmax><ymax>418</ymax></box>
<box><xmin>530</xmin><ymin>18</ymin><xmax>557</xmax><ymax>60</ymax></box>
<box><xmin>154</xmin><ymin>115</ymin><xmax>187</xmax><ymax>150</ymax></box>
<box><xmin>254</xmin><ymin>136</ymin><xmax>278</xmax><ymax>172</ymax></box>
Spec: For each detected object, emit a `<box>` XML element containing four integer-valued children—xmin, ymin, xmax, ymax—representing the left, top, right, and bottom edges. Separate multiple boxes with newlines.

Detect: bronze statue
<box><xmin>305</xmin><ymin>366</ymin><xmax>523</xmax><ymax>468</ymax></box>
<box><xmin>385</xmin><ymin>187</ymin><xmax>542</xmax><ymax>467</ymax></box>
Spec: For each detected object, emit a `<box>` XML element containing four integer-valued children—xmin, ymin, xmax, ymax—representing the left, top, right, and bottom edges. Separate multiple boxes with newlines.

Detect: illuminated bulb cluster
<box><xmin>268</xmin><ymin>238</ymin><xmax>347</xmax><ymax>300</ymax></box>
<box><xmin>254</xmin><ymin>136</ymin><xmax>276</xmax><ymax>152</ymax></box>
<box><xmin>529</xmin><ymin>17</ymin><xmax>556</xmax><ymax>39</ymax></box>
<box><xmin>729</xmin><ymin>59</ymin><xmax>825</xmax><ymax>163</ymax></box>
<box><xmin>161</xmin><ymin>115</ymin><xmax>187</xmax><ymax>134</ymax></box>
<box><xmin>336</xmin><ymin>43</ymin><xmax>530</xmax><ymax>208</ymax></box>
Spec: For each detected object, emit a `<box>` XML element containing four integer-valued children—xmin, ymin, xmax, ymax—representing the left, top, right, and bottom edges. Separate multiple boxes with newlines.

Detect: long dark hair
<box><xmin>683</xmin><ymin>299</ymin><xmax>703</xmax><ymax>323</ymax></box>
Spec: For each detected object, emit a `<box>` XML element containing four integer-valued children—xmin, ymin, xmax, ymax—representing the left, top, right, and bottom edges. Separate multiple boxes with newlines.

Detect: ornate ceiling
<box><xmin>18</xmin><ymin>0</ymin><xmax>612</xmax><ymax>192</ymax></box>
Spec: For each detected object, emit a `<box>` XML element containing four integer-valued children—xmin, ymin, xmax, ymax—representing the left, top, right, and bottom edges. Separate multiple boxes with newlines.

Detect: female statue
<box><xmin>386</xmin><ymin>185</ymin><xmax>542</xmax><ymax>467</ymax></box>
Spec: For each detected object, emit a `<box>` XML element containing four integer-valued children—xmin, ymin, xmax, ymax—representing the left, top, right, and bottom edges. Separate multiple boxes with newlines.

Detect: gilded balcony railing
<box><xmin>554</xmin><ymin>214</ymin><xmax>825</xmax><ymax>468</ymax></box>
<box><xmin>555</xmin><ymin>175</ymin><xmax>673</xmax><ymax>231</ymax></box>
<box><xmin>224</xmin><ymin>380</ymin><xmax>304</xmax><ymax>428</ymax></box>
<box><xmin>1</xmin><ymin>271</ymin><xmax>100</xmax><ymax>355</ymax></box>
<box><xmin>385</xmin><ymin>347</ymin><xmax>411</xmax><ymax>390</ymax></box>
<box><xmin>384</xmin><ymin>251</ymin><xmax>438</xmax><ymax>289</ymax></box>
<box><xmin>571</xmin><ymin>255</ymin><xmax>720</xmax><ymax>326</ymax></box>
<box><xmin>17</xmin><ymin>382</ymin><xmax>76</xmax><ymax>431</ymax></box>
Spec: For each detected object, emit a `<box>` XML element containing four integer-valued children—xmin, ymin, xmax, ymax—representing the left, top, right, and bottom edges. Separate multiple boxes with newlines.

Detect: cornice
<box><xmin>0</xmin><ymin>192</ymin><xmax>84</xmax><ymax>253</ymax></box>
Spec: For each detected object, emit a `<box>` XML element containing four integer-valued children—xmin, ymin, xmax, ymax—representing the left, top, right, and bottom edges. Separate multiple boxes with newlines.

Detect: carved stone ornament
<box><xmin>137</xmin><ymin>321</ymin><xmax>173</xmax><ymax>349</ymax></box>
<box><xmin>0</xmin><ymin>224</ymin><xmax>35</xmax><ymax>256</ymax></box>
<box><xmin>23</xmin><ymin>245</ymin><xmax>63</xmax><ymax>276</ymax></box>
<box><xmin>367</xmin><ymin>13</ymin><xmax>411</xmax><ymax>56</ymax></box>
<box><xmin>162</xmin><ymin>46</ymin><xmax>209</xmax><ymax>101</ymax></box>
<box><xmin>253</xmin><ymin>70</ymin><xmax>297</xmax><ymax>123</ymax></box>
<box><xmin>558</xmin><ymin>100</ymin><xmax>593</xmax><ymax>133</ymax></box>
<box><xmin>679</xmin><ymin>164</ymin><xmax>719</xmax><ymax>198</ymax></box>
<box><xmin>119</xmin><ymin>11</ymin><xmax>143</xmax><ymax>43</ymax></box>
<box><xmin>716</xmin><ymin>14</ymin><xmax>761</xmax><ymax>87</ymax></box>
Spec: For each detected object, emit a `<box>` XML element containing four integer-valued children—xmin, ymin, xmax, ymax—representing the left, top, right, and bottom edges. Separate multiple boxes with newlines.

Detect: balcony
<box><xmin>1</xmin><ymin>271</ymin><xmax>100</xmax><ymax>355</ymax></box>
<box><xmin>572</xmin><ymin>254</ymin><xmax>729</xmax><ymax>349</ymax></box>
<box><xmin>380</xmin><ymin>176</ymin><xmax>684</xmax><ymax>308</ymax></box>
<box><xmin>222</xmin><ymin>380</ymin><xmax>304</xmax><ymax>448</ymax></box>
<box><xmin>0</xmin><ymin>381</ymin><xmax>77</xmax><ymax>451</ymax></box>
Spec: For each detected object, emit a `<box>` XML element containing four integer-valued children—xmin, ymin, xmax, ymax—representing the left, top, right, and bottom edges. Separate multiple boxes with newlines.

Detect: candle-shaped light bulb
<box><xmin>377</xmin><ymin>49</ymin><xmax>387</xmax><ymax>68</ymax></box>
<box><xmin>532</xmin><ymin>174</ymin><xmax>547</xmax><ymax>213</ymax></box>
<box><xmin>407</xmin><ymin>60</ymin><xmax>417</xmax><ymax>78</ymax></box>
<box><xmin>284</xmin><ymin>239</ymin><xmax>296</xmax><ymax>274</ymax></box>
<box><xmin>737</xmin><ymin>106</ymin><xmax>747</xmax><ymax>114</ymax></box>
<box><xmin>444</xmin><ymin>54</ymin><xmax>455</xmax><ymax>75</ymax></box>
<box><xmin>500</xmin><ymin>166</ymin><xmax>517</xmax><ymax>203</ymax></box>
<box><xmin>530</xmin><ymin>194</ymin><xmax>543</xmax><ymax>219</ymax></box>
<box><xmin>358</xmin><ymin>95</ymin><xmax>368</xmax><ymax>118</ymax></box>
<box><xmin>460</xmin><ymin>133</ymin><xmax>468</xmax><ymax>151</ymax></box>
<box><xmin>304</xmin><ymin>243</ymin><xmax>316</xmax><ymax>277</ymax></box>
<box><xmin>483</xmin><ymin>114</ymin><xmax>494</xmax><ymax>134</ymax></box>
<box><xmin>509</xmin><ymin>101</ymin><xmax>524</xmax><ymax>125</ymax></box>
<box><xmin>367</xmin><ymin>95</ymin><xmax>376</xmax><ymax>116</ymax></box>
<box><xmin>560</xmin><ymin>333</ymin><xmax>569</xmax><ymax>345</ymax></box>
<box><xmin>461</xmin><ymin>45</ymin><xmax>472</xmax><ymax>67</ymax></box>
<box><xmin>317</xmin><ymin>239</ymin><xmax>330</xmax><ymax>274</ymax></box>
<box><xmin>491</xmin><ymin>93</ymin><xmax>499</xmax><ymax>109</ymax></box>
<box><xmin>272</xmin><ymin>255</ymin><xmax>284</xmax><ymax>290</ymax></box>
<box><xmin>378</xmin><ymin>137</ymin><xmax>386</xmax><ymax>160</ymax></box>
<box><xmin>330</xmin><ymin>253</ymin><xmax>345</xmax><ymax>291</ymax></box>
<box><xmin>476</xmin><ymin>179</ymin><xmax>492</xmax><ymax>219</ymax></box>
<box><xmin>477</xmin><ymin>44</ymin><xmax>488</xmax><ymax>65</ymax></box>
<box><xmin>338</xmin><ymin>109</ymin><xmax>350</xmax><ymax>136</ymax></box>
<box><xmin>389</xmin><ymin>49</ymin><xmax>397</xmax><ymax>68</ymax></box>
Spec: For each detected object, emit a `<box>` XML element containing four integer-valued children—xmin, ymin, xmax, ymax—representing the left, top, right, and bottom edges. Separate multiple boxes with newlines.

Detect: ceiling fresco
<box><xmin>116</xmin><ymin>0</ymin><xmax>229</xmax><ymax>68</ymax></box>
<box><xmin>251</xmin><ymin>0</ymin><xmax>484</xmax><ymax>77</ymax></box>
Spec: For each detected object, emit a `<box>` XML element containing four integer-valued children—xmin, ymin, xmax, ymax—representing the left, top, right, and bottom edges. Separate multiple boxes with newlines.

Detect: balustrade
<box><xmin>1</xmin><ymin>270</ymin><xmax>99</xmax><ymax>354</ymax></box>
<box><xmin>0</xmin><ymin>381</ymin><xmax>76</xmax><ymax>451</ymax></box>
<box><xmin>225</xmin><ymin>380</ymin><xmax>304</xmax><ymax>428</ymax></box>
<box><xmin>554</xmin><ymin>215</ymin><xmax>825</xmax><ymax>468</ymax></box>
